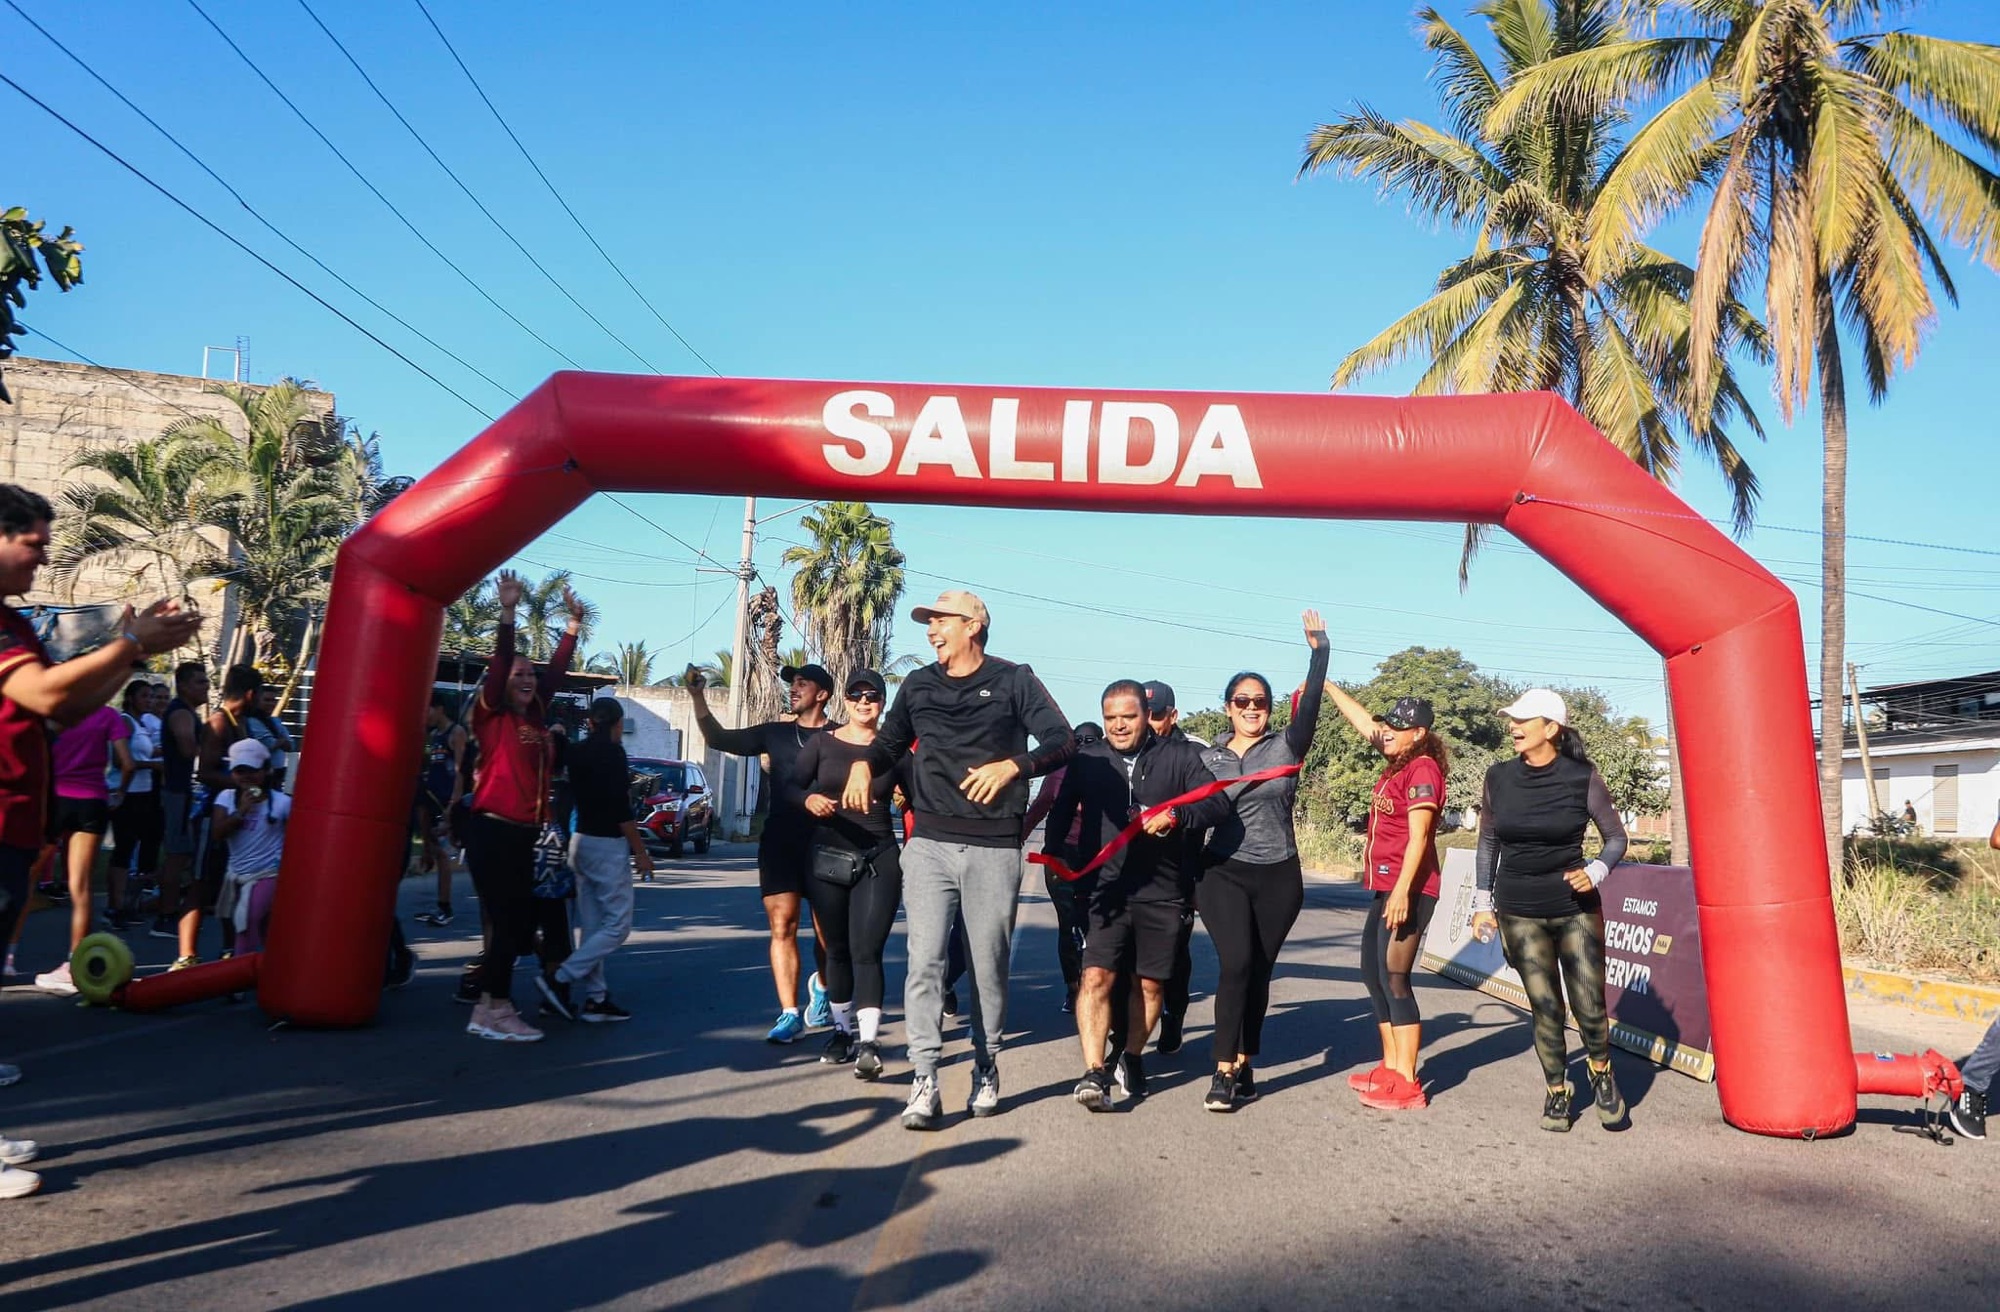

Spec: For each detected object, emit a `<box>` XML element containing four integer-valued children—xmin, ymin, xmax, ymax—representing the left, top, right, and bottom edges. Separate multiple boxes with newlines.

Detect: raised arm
<box><xmin>1284</xmin><ymin>611</ymin><xmax>1332</xmax><ymax>759</ymax></box>
<box><xmin>683</xmin><ymin>664</ymin><xmax>767</xmax><ymax>756</ymax></box>
<box><xmin>1321</xmin><ymin>678</ymin><xmax>1381</xmax><ymax>746</ymax></box>
<box><xmin>483</xmin><ymin>571</ymin><xmax>523</xmax><ymax>712</ymax></box>
<box><xmin>0</xmin><ymin>600</ymin><xmax>199</xmax><ymax>723</ymax></box>
<box><xmin>538</xmin><ymin>581</ymin><xmax>586</xmax><ymax>701</ymax></box>
<box><xmin>1583</xmin><ymin>769</ymin><xmax>1629</xmax><ymax>883</ymax></box>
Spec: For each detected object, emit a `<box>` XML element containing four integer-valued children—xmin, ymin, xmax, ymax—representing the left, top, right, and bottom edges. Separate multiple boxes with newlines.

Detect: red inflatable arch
<box><xmin>136</xmin><ymin>374</ymin><xmax>1861</xmax><ymax>1137</ymax></box>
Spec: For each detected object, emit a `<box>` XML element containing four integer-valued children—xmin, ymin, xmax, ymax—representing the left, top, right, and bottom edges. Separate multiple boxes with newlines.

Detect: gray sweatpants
<box><xmin>903</xmin><ymin>837</ymin><xmax>1023</xmax><ymax>1078</ymax></box>
<box><xmin>559</xmin><ymin>833</ymin><xmax>634</xmax><ymax>1002</ymax></box>
<box><xmin>1964</xmin><ymin>1012</ymin><xmax>2000</xmax><ymax>1095</ymax></box>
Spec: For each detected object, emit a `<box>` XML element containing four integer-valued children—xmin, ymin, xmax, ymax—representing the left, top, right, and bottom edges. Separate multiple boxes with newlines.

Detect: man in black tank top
<box><xmin>154</xmin><ymin>661</ymin><xmax>210</xmax><ymax>944</ymax></box>
<box><xmin>173</xmin><ymin>663</ymin><xmax>260</xmax><ymax>965</ymax></box>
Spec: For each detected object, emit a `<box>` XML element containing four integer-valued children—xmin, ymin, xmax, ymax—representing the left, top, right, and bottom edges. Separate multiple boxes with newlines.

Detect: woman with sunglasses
<box><xmin>795</xmin><ymin>669</ymin><xmax>902</xmax><ymax>1079</ymax></box>
<box><xmin>1469</xmin><ymin>688</ymin><xmax>1630</xmax><ymax>1132</ymax></box>
<box><xmin>1197</xmin><ymin>610</ymin><xmax>1329</xmax><ymax>1112</ymax></box>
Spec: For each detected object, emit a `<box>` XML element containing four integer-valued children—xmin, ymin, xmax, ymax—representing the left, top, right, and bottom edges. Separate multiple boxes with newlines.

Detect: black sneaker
<box><xmin>1233</xmin><ymin>1064</ymin><xmax>1258</xmax><ymax>1102</ymax></box>
<box><xmin>579</xmin><ymin>996</ymin><xmax>632</xmax><ymax>1023</ymax></box>
<box><xmin>1156</xmin><ymin>1013</ymin><xmax>1184</xmax><ymax>1055</ymax></box>
<box><xmin>1542</xmin><ymin>1084</ymin><xmax>1573</xmax><ymax>1132</ymax></box>
<box><xmin>853</xmin><ymin>1040</ymin><xmax>884</xmax><ymax>1080</ymax></box>
<box><xmin>1203</xmin><ymin>1069</ymin><xmax>1236</xmax><ymax>1113</ymax></box>
<box><xmin>1948</xmin><ymin>1087</ymin><xmax>1987</xmax><ymax>1141</ymax></box>
<box><xmin>1059</xmin><ymin>989</ymin><xmax>1076</xmax><ymax>1015</ymax></box>
<box><xmin>149</xmin><ymin>917</ymin><xmax>177</xmax><ymax>940</ymax></box>
<box><xmin>415</xmin><ymin>907</ymin><xmax>454</xmax><ymax>928</ymax></box>
<box><xmin>534</xmin><ymin>968</ymin><xmax>576</xmax><ymax>1021</ymax></box>
<box><xmin>454</xmin><ymin>975</ymin><xmax>482</xmax><ymax>1006</ymax></box>
<box><xmin>384</xmin><ymin>946</ymin><xmax>416</xmax><ymax>990</ymax></box>
<box><xmin>821</xmin><ymin>1031</ymin><xmax>857</xmax><ymax>1065</ymax></box>
<box><xmin>1073</xmin><ymin>1067</ymin><xmax>1113</xmax><ymax>1112</ymax></box>
<box><xmin>1589</xmin><ymin>1062</ymin><xmax>1627</xmax><ymax>1128</ymax></box>
<box><xmin>1115</xmin><ymin>1051</ymin><xmax>1148</xmax><ymax>1100</ymax></box>
<box><xmin>942</xmin><ymin>988</ymin><xmax>960</xmax><ymax>1022</ymax></box>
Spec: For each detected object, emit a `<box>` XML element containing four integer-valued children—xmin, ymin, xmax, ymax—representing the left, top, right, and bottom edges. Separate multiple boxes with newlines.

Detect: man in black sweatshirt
<box><xmin>843</xmin><ymin>590</ymin><xmax>1073</xmax><ymax>1129</ymax></box>
<box><xmin>1051</xmin><ymin>681</ymin><xmax>1233</xmax><ymax>1110</ymax></box>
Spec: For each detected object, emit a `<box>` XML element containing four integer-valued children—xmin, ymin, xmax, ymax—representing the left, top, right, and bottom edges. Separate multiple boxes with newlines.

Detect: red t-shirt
<box><xmin>1365</xmin><ymin>754</ymin><xmax>1444</xmax><ymax>897</ymax></box>
<box><xmin>0</xmin><ymin>606</ymin><xmax>53</xmax><ymax>851</ymax></box>
<box><xmin>470</xmin><ymin>700</ymin><xmax>555</xmax><ymax>827</ymax></box>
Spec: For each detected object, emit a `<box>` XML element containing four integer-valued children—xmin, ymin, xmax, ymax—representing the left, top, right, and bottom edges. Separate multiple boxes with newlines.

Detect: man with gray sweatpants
<box><xmin>845</xmin><ymin>590</ymin><xmax>1074</xmax><ymax>1129</ymax></box>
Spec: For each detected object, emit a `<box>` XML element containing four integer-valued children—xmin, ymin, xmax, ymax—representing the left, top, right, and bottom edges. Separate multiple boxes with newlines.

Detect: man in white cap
<box><xmin>844</xmin><ymin>590</ymin><xmax>1075</xmax><ymax>1128</ymax></box>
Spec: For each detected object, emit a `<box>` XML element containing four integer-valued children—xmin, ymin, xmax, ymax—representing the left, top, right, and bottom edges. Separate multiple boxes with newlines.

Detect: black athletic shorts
<box><xmin>1082</xmin><ymin>896</ymin><xmax>1186</xmax><ymax>981</ymax></box>
<box><xmin>758</xmin><ymin>824</ymin><xmax>814</xmax><ymax>899</ymax></box>
<box><xmin>53</xmin><ymin>795</ymin><xmax>111</xmax><ymax>838</ymax></box>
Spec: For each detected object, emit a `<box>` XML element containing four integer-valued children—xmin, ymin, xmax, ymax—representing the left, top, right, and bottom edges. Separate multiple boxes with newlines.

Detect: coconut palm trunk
<box><xmin>1815</xmin><ymin>288</ymin><xmax>1850</xmax><ymax>876</ymax></box>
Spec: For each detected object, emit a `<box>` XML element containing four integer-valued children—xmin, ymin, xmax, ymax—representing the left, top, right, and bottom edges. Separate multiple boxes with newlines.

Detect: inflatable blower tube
<box><xmin>120</xmin><ymin>952</ymin><xmax>260</xmax><ymax>1012</ymax></box>
<box><xmin>1852</xmin><ymin>1049</ymin><xmax>1963</xmax><ymax>1101</ymax></box>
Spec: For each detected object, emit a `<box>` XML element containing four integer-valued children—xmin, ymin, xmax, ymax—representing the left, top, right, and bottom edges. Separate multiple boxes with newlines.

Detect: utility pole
<box><xmin>1848</xmin><ymin>662</ymin><xmax>1876</xmax><ymax>829</ymax></box>
<box><xmin>726</xmin><ymin>496</ymin><xmax>757</xmax><ymax>829</ymax></box>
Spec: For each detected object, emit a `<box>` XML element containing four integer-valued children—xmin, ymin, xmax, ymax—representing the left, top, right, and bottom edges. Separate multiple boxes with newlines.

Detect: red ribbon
<box><xmin>1028</xmin><ymin>762</ymin><xmax>1302</xmax><ymax>883</ymax></box>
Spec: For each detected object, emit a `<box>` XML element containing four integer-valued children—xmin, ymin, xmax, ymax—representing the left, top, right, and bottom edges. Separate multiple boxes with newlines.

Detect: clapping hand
<box><xmin>124</xmin><ymin>600</ymin><xmax>202</xmax><ymax>655</ymax></box>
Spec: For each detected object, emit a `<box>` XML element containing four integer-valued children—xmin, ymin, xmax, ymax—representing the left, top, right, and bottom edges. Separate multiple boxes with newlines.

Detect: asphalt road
<box><xmin>1</xmin><ymin>845</ymin><xmax>1992</xmax><ymax>1310</ymax></box>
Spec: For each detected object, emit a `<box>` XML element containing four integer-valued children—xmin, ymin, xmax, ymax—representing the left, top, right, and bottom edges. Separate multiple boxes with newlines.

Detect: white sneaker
<box><xmin>0</xmin><ymin>1063</ymin><xmax>20</xmax><ymax>1087</ymax></box>
<box><xmin>901</xmin><ymin>1073</ymin><xmax>942</xmax><ymax>1130</ymax></box>
<box><xmin>968</xmin><ymin>1061</ymin><xmax>1001</xmax><ymax>1118</ymax></box>
<box><xmin>467</xmin><ymin>1002</ymin><xmax>544</xmax><ymax>1043</ymax></box>
<box><xmin>0</xmin><ymin>1136</ymin><xmax>37</xmax><ymax>1166</ymax></box>
<box><xmin>0</xmin><ymin>1163</ymin><xmax>40</xmax><ymax>1198</ymax></box>
<box><xmin>34</xmin><ymin>962</ymin><xmax>77</xmax><ymax>996</ymax></box>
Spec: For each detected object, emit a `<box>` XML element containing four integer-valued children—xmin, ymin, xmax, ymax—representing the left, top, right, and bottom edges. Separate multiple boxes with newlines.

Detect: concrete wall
<box><xmin>1</xmin><ymin>356</ymin><xmax>334</xmax><ymax>667</ymax></box>
<box><xmin>1841</xmin><ymin>746</ymin><xmax>2000</xmax><ymax>838</ymax></box>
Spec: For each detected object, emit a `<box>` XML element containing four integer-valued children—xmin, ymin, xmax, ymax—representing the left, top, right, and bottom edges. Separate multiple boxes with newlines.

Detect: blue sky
<box><xmin>9</xmin><ymin>0</ymin><xmax>1998</xmax><ymax>726</ymax></box>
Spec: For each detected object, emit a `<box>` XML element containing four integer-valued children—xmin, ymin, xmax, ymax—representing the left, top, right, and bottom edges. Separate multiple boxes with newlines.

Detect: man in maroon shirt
<box><xmin>0</xmin><ymin>484</ymin><xmax>199</xmax><ymax>1198</ymax></box>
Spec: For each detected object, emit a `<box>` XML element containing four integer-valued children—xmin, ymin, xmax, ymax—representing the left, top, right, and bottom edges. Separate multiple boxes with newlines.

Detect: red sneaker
<box><xmin>1347</xmin><ymin>1062</ymin><xmax>1388</xmax><ymax>1092</ymax></box>
<box><xmin>1359</xmin><ymin>1069</ymin><xmax>1429</xmax><ymax>1110</ymax></box>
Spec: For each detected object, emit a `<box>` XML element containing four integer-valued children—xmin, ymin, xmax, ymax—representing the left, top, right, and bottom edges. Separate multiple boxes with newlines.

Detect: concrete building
<box><xmin>605</xmin><ymin>685</ymin><xmax>764</xmax><ymax>840</ymax></box>
<box><xmin>0</xmin><ymin>354</ymin><xmax>335</xmax><ymax>665</ymax></box>
<box><xmin>1837</xmin><ymin>670</ymin><xmax>2000</xmax><ymax>839</ymax></box>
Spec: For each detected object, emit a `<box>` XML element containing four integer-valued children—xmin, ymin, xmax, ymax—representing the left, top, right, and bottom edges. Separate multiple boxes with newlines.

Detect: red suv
<box><xmin>631</xmin><ymin>758</ymin><xmax>713</xmax><ymax>857</ymax></box>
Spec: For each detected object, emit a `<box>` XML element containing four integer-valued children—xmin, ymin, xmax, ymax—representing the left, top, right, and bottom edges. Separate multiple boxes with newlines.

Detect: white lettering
<box><xmin>821</xmin><ymin>390</ymin><xmax>895</xmax><ymax>477</ymax></box>
<box><xmin>1621</xmin><ymin>897</ymin><xmax>1660</xmax><ymax>917</ymax></box>
<box><xmin>1605</xmin><ymin>958</ymin><xmax>1653</xmax><ymax>995</ymax></box>
<box><xmin>987</xmin><ymin>398</ymin><xmax>1053</xmax><ymax>482</ymax></box>
<box><xmin>896</xmin><ymin>395</ymin><xmax>983</xmax><ymax>478</ymax></box>
<box><xmin>1605</xmin><ymin>921</ymin><xmax>1656</xmax><ymax>955</ymax></box>
<box><xmin>1059</xmin><ymin>400</ymin><xmax>1092</xmax><ymax>483</ymax></box>
<box><xmin>1175</xmin><ymin>404</ymin><xmax>1263</xmax><ymax>489</ymax></box>
<box><xmin>1097</xmin><ymin>402</ymin><xmax>1180</xmax><ymax>485</ymax></box>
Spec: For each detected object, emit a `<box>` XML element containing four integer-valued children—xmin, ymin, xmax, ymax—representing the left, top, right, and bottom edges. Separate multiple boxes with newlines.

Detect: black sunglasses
<box><xmin>1229</xmin><ymin>695</ymin><xmax>1271</xmax><ymax>710</ymax></box>
<box><xmin>846</xmin><ymin>688</ymin><xmax>882</xmax><ymax>703</ymax></box>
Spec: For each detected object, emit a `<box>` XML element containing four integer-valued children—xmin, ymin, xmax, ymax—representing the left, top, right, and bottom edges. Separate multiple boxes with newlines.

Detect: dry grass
<box><xmin>1835</xmin><ymin>841</ymin><xmax>2000</xmax><ymax>985</ymax></box>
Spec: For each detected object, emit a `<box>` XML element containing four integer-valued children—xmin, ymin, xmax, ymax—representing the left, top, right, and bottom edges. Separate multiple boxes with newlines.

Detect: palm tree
<box><xmin>697</xmin><ymin>647</ymin><xmax>733</xmax><ymax>689</ymax></box>
<box><xmin>444</xmin><ymin>580</ymin><xmax>500</xmax><ymax>654</ymax></box>
<box><xmin>780</xmin><ymin>501</ymin><xmax>907</xmax><ymax>682</ymax></box>
<box><xmin>612</xmin><ymin>640</ymin><xmax>654</xmax><ymax>688</ymax></box>
<box><xmin>518</xmin><ymin>569</ymin><xmax>598</xmax><ymax>661</ymax></box>
<box><xmin>1485</xmin><ymin>0</ymin><xmax>2000</xmax><ymax>871</ymax></box>
<box><xmin>49</xmin><ymin>430</ymin><xmax>240</xmax><ymax>610</ymax></box>
<box><xmin>1300</xmin><ymin>0</ymin><xmax>1773</xmax><ymax>861</ymax></box>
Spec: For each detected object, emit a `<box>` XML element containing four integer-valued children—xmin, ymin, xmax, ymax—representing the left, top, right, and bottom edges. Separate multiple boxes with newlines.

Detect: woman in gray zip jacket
<box><xmin>1196</xmin><ymin>610</ymin><xmax>1329</xmax><ymax>1112</ymax></box>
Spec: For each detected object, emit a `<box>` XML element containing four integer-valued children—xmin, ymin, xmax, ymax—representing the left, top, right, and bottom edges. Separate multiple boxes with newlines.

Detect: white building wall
<box><xmin>1840</xmin><ymin>746</ymin><xmax>2000</xmax><ymax>837</ymax></box>
<box><xmin>611</xmin><ymin>686</ymin><xmax>761</xmax><ymax>838</ymax></box>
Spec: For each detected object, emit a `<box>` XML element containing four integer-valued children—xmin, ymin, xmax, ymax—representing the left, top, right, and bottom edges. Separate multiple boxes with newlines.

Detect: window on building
<box><xmin>1933</xmin><ymin>764</ymin><xmax>1960</xmax><ymax>835</ymax></box>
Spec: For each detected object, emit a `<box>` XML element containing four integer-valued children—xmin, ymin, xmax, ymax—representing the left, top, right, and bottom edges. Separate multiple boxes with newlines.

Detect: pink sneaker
<box><xmin>468</xmin><ymin>1002</ymin><xmax>543</xmax><ymax>1043</ymax></box>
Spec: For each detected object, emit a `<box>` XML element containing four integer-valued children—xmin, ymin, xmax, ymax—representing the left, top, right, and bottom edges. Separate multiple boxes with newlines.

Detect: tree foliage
<box><xmin>780</xmin><ymin>501</ymin><xmax>907</xmax><ymax>683</ymax></box>
<box><xmin>0</xmin><ymin>207</ymin><xmax>83</xmax><ymax>404</ymax></box>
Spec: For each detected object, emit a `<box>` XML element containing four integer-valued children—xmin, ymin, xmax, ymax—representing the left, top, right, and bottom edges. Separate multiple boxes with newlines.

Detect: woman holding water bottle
<box><xmin>1469</xmin><ymin>689</ymin><xmax>1630</xmax><ymax>1133</ymax></box>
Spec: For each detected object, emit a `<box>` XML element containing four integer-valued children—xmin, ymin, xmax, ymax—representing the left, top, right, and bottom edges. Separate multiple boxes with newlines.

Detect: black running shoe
<box><xmin>821</xmin><ymin>1031</ymin><xmax>857</xmax><ymax>1065</ymax></box>
<box><xmin>1115</xmin><ymin>1051</ymin><xmax>1149</xmax><ymax>1100</ymax></box>
<box><xmin>1542</xmin><ymin>1084</ymin><xmax>1573</xmax><ymax>1132</ymax></box>
<box><xmin>1059</xmin><ymin>989</ymin><xmax>1076</xmax><ymax>1015</ymax></box>
<box><xmin>580</xmin><ymin>996</ymin><xmax>632</xmax><ymax>1023</ymax></box>
<box><xmin>1156</xmin><ymin>1013</ymin><xmax>1184</xmax><ymax>1055</ymax></box>
<box><xmin>149</xmin><ymin>917</ymin><xmax>176</xmax><ymax>941</ymax></box>
<box><xmin>1948</xmin><ymin>1087</ymin><xmax>1987</xmax><ymax>1141</ymax></box>
<box><xmin>1073</xmin><ymin>1067</ymin><xmax>1113</xmax><ymax>1112</ymax></box>
<box><xmin>1233</xmin><ymin>1064</ymin><xmax>1258</xmax><ymax>1102</ymax></box>
<box><xmin>534</xmin><ymin>967</ymin><xmax>575</xmax><ymax>1021</ymax></box>
<box><xmin>1589</xmin><ymin>1062</ymin><xmax>1627</xmax><ymax>1128</ymax></box>
<box><xmin>853</xmin><ymin>1040</ymin><xmax>884</xmax><ymax>1081</ymax></box>
<box><xmin>1203</xmin><ymin>1069</ymin><xmax>1236</xmax><ymax>1112</ymax></box>
<box><xmin>385</xmin><ymin>946</ymin><xmax>416</xmax><ymax>991</ymax></box>
<box><xmin>415</xmin><ymin>907</ymin><xmax>454</xmax><ymax>928</ymax></box>
<box><xmin>942</xmin><ymin>988</ymin><xmax>960</xmax><ymax>1021</ymax></box>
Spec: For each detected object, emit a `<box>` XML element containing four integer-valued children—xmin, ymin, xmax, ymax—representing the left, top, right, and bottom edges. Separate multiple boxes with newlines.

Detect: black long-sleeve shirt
<box><xmin>1474</xmin><ymin>752</ymin><xmax>1629</xmax><ymax>917</ymax></box>
<box><xmin>696</xmin><ymin>711</ymin><xmax>822</xmax><ymax>836</ymax></box>
<box><xmin>866</xmin><ymin>654</ymin><xmax>1074</xmax><ymax>848</ymax></box>
<box><xmin>793</xmin><ymin>731</ymin><xmax>896</xmax><ymax>852</ymax></box>
<box><xmin>1046</xmin><ymin>731</ymin><xmax>1234</xmax><ymax>903</ymax></box>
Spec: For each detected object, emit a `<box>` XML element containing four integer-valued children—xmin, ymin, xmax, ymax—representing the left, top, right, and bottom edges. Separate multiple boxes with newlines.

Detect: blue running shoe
<box><xmin>804</xmin><ymin>972</ymin><xmax>832</xmax><ymax>1029</ymax></box>
<box><xmin>766</xmin><ymin>1010</ymin><xmax>806</xmax><ymax>1044</ymax></box>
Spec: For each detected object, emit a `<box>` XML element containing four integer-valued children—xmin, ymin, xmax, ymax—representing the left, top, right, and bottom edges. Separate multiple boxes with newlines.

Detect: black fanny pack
<box><xmin>810</xmin><ymin>842</ymin><xmax>884</xmax><ymax>887</ymax></box>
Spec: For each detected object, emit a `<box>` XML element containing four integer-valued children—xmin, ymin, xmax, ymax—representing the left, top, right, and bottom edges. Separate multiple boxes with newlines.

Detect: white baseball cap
<box><xmin>1500</xmin><ymin>688</ymin><xmax>1568</xmax><ymax>726</ymax></box>
<box><xmin>225</xmin><ymin>737</ymin><xmax>271</xmax><ymax>770</ymax></box>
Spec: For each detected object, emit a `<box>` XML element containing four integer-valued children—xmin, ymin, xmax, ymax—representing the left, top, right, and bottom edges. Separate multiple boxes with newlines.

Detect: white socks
<box><xmin>858</xmin><ymin>1006</ymin><xmax>882</xmax><ymax>1043</ymax></box>
<box><xmin>832</xmin><ymin>1000</ymin><xmax>855</xmax><ymax>1035</ymax></box>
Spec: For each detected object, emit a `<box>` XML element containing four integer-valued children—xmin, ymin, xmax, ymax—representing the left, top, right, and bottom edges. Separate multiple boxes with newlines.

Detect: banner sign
<box><xmin>1420</xmin><ymin>848</ymin><xmax>1715</xmax><ymax>1081</ymax></box>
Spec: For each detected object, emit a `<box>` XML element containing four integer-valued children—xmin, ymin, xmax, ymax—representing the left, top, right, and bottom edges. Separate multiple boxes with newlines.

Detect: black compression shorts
<box><xmin>758</xmin><ymin>824</ymin><xmax>814</xmax><ymax>899</ymax></box>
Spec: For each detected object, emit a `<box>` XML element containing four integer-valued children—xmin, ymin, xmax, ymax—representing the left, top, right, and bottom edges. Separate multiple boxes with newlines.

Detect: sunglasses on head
<box><xmin>1230</xmin><ymin>695</ymin><xmax>1271</xmax><ymax>711</ymax></box>
<box><xmin>846</xmin><ymin>688</ymin><xmax>881</xmax><ymax>703</ymax></box>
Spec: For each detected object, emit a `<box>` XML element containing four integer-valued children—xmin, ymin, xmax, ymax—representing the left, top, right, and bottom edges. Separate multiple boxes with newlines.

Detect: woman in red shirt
<box><xmin>1323</xmin><ymin>681</ymin><xmax>1447</xmax><ymax>1111</ymax></box>
<box><xmin>463</xmin><ymin>569</ymin><xmax>581</xmax><ymax>1043</ymax></box>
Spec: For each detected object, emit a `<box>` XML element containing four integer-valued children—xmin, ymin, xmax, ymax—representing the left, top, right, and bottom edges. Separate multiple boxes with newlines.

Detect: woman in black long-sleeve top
<box><xmin>1470</xmin><ymin>688</ymin><xmax>1630</xmax><ymax>1133</ymax></box>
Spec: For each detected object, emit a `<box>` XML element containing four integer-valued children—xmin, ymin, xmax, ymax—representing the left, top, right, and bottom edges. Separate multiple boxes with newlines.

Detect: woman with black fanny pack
<box><xmin>795</xmin><ymin>668</ymin><xmax>902</xmax><ymax>1079</ymax></box>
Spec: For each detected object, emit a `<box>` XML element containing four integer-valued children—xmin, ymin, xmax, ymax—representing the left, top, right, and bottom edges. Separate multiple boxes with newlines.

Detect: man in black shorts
<box><xmin>687</xmin><ymin>660</ymin><xmax>831</xmax><ymax>1043</ymax></box>
<box><xmin>1048</xmin><ymin>680</ymin><xmax>1232</xmax><ymax>1110</ymax></box>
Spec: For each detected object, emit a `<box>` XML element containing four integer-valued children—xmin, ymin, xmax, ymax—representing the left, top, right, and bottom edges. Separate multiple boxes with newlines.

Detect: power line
<box><xmin>0</xmin><ymin>71</ymin><xmax>496</xmax><ymax>420</ymax></box>
<box><xmin>182</xmin><ymin>0</ymin><xmax>581</xmax><ymax>370</ymax></box>
<box><xmin>2</xmin><ymin>0</ymin><xmax>519</xmax><ymax>409</ymax></box>
<box><xmin>410</xmin><ymin>0</ymin><xmax>722</xmax><ymax>377</ymax></box>
<box><xmin>293</xmin><ymin>0</ymin><xmax>663</xmax><ymax>374</ymax></box>
<box><xmin>24</xmin><ymin>327</ymin><xmax>211</xmax><ymax>426</ymax></box>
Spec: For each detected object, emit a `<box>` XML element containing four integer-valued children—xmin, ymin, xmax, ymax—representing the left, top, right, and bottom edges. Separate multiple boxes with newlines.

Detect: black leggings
<box><xmin>1499</xmin><ymin>910</ymin><xmax>1610</xmax><ymax>1085</ymax></box>
<box><xmin>807</xmin><ymin>845</ymin><xmax>903</xmax><ymax>1012</ymax></box>
<box><xmin>111</xmin><ymin>790</ymin><xmax>164</xmax><ymax>880</ymax></box>
<box><xmin>1361</xmin><ymin>891</ymin><xmax>1436</xmax><ymax>1026</ymax></box>
<box><xmin>465</xmin><ymin>814</ymin><xmax>540</xmax><ymax>1001</ymax></box>
<box><xmin>1197</xmin><ymin>855</ymin><xmax>1304</xmax><ymax>1064</ymax></box>
<box><xmin>1044</xmin><ymin>868</ymin><xmax>1089</xmax><ymax>993</ymax></box>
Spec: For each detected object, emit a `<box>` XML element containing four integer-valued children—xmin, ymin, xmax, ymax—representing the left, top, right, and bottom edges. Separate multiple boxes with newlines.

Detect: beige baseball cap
<box><xmin>911</xmin><ymin>589</ymin><xmax>990</xmax><ymax>627</ymax></box>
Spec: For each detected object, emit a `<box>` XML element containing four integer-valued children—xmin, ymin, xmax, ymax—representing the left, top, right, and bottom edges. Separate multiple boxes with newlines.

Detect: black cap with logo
<box><xmin>1375</xmin><ymin>696</ymin><xmax>1435</xmax><ymax>731</ymax></box>
<box><xmin>780</xmin><ymin>662</ymin><xmax>835</xmax><ymax>694</ymax></box>
<box><xmin>1142</xmin><ymin>680</ymin><xmax>1176</xmax><ymax>714</ymax></box>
